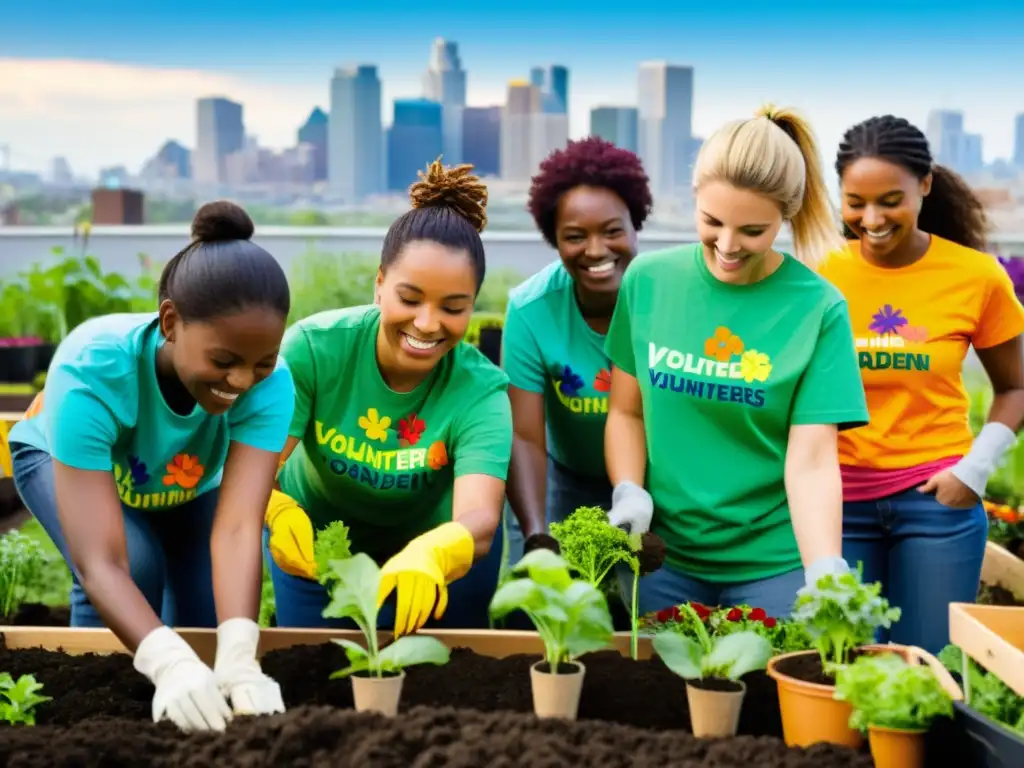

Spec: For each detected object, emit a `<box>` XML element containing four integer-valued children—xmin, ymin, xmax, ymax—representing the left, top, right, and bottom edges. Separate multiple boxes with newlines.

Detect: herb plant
<box><xmin>322</xmin><ymin>553</ymin><xmax>451</xmax><ymax>679</ymax></box>
<box><xmin>313</xmin><ymin>520</ymin><xmax>352</xmax><ymax>586</ymax></box>
<box><xmin>488</xmin><ymin>548</ymin><xmax>614</xmax><ymax>674</ymax></box>
<box><xmin>834</xmin><ymin>653</ymin><xmax>954</xmax><ymax>732</ymax></box>
<box><xmin>652</xmin><ymin>602</ymin><xmax>773</xmax><ymax>682</ymax></box>
<box><xmin>0</xmin><ymin>530</ymin><xmax>46</xmax><ymax>618</ymax></box>
<box><xmin>0</xmin><ymin>673</ymin><xmax>51</xmax><ymax>725</ymax></box>
<box><xmin>790</xmin><ymin>567</ymin><xmax>901</xmax><ymax>674</ymax></box>
<box><xmin>938</xmin><ymin>644</ymin><xmax>1024</xmax><ymax>735</ymax></box>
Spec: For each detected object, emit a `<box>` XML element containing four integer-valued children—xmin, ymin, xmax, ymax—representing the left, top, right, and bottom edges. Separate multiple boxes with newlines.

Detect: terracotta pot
<box><xmin>685</xmin><ymin>678</ymin><xmax>745</xmax><ymax>737</ymax></box>
<box><xmin>529</xmin><ymin>660</ymin><xmax>585</xmax><ymax>720</ymax></box>
<box><xmin>868</xmin><ymin>725</ymin><xmax>927</xmax><ymax>768</ymax></box>
<box><xmin>350</xmin><ymin>670</ymin><xmax>405</xmax><ymax>716</ymax></box>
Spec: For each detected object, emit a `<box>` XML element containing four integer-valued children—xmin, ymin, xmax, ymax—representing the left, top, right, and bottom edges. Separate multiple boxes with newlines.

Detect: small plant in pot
<box><xmin>652</xmin><ymin>602</ymin><xmax>773</xmax><ymax>737</ymax></box>
<box><xmin>834</xmin><ymin>652</ymin><xmax>955</xmax><ymax>768</ymax></box>
<box><xmin>766</xmin><ymin>566</ymin><xmax>902</xmax><ymax>748</ymax></box>
<box><xmin>321</xmin><ymin>553</ymin><xmax>451</xmax><ymax>717</ymax></box>
<box><xmin>488</xmin><ymin>548</ymin><xmax>614</xmax><ymax>720</ymax></box>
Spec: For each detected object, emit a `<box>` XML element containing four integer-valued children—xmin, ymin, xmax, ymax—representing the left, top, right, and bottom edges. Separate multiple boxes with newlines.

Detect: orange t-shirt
<box><xmin>818</xmin><ymin>235</ymin><xmax>1024</xmax><ymax>470</ymax></box>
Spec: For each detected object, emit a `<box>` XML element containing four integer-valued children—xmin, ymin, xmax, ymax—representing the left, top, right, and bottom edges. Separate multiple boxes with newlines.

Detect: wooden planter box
<box><xmin>947</xmin><ymin>602</ymin><xmax>1024</xmax><ymax>766</ymax></box>
<box><xmin>982</xmin><ymin>540</ymin><xmax>1024</xmax><ymax>600</ymax></box>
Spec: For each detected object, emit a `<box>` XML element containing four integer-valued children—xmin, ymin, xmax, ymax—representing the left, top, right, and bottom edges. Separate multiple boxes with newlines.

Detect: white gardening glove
<box><xmin>804</xmin><ymin>555</ymin><xmax>851</xmax><ymax>589</ymax></box>
<box><xmin>133</xmin><ymin>625</ymin><xmax>233</xmax><ymax>731</ymax></box>
<box><xmin>607</xmin><ymin>480</ymin><xmax>654</xmax><ymax>536</ymax></box>
<box><xmin>213</xmin><ymin>617</ymin><xmax>286</xmax><ymax>716</ymax></box>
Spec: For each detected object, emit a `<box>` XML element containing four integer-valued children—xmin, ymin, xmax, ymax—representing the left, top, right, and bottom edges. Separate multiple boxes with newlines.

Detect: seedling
<box><xmin>321</xmin><ymin>553</ymin><xmax>450</xmax><ymax>679</ymax></box>
<box><xmin>652</xmin><ymin>602</ymin><xmax>773</xmax><ymax>682</ymax></box>
<box><xmin>790</xmin><ymin>566</ymin><xmax>901</xmax><ymax>674</ymax></box>
<box><xmin>834</xmin><ymin>653</ymin><xmax>953</xmax><ymax>732</ymax></box>
<box><xmin>0</xmin><ymin>530</ymin><xmax>46</xmax><ymax>618</ymax></box>
<box><xmin>0</xmin><ymin>672</ymin><xmax>51</xmax><ymax>725</ymax></box>
<box><xmin>313</xmin><ymin>520</ymin><xmax>352</xmax><ymax>586</ymax></box>
<box><xmin>488</xmin><ymin>548</ymin><xmax>614</xmax><ymax>673</ymax></box>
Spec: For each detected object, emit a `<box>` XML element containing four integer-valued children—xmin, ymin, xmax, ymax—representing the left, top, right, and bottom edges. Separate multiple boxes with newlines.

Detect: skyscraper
<box><xmin>329</xmin><ymin>65</ymin><xmax>384</xmax><ymax>202</ymax></box>
<box><xmin>590</xmin><ymin>107</ymin><xmax>639</xmax><ymax>154</ymax></box>
<box><xmin>387</xmin><ymin>99</ymin><xmax>443</xmax><ymax>192</ymax></box>
<box><xmin>462</xmin><ymin>106</ymin><xmax>501</xmax><ymax>177</ymax></box>
<box><xmin>530</xmin><ymin>65</ymin><xmax>569</xmax><ymax>114</ymax></box>
<box><xmin>1014</xmin><ymin>113</ymin><xmax>1024</xmax><ymax>169</ymax></box>
<box><xmin>501</xmin><ymin>80</ymin><xmax>539</xmax><ymax>182</ymax></box>
<box><xmin>423</xmin><ymin>38</ymin><xmax>467</xmax><ymax>164</ymax></box>
<box><xmin>193</xmin><ymin>97</ymin><xmax>244</xmax><ymax>186</ymax></box>
<box><xmin>637</xmin><ymin>62</ymin><xmax>693</xmax><ymax>200</ymax></box>
<box><xmin>297</xmin><ymin>107</ymin><xmax>329</xmax><ymax>182</ymax></box>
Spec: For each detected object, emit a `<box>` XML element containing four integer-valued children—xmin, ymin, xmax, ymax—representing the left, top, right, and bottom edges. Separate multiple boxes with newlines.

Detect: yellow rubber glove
<box><xmin>264</xmin><ymin>490</ymin><xmax>316</xmax><ymax>580</ymax></box>
<box><xmin>377</xmin><ymin>522</ymin><xmax>475</xmax><ymax>637</ymax></box>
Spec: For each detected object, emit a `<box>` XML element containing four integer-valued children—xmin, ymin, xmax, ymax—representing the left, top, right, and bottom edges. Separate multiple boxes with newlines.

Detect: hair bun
<box><xmin>409</xmin><ymin>157</ymin><xmax>489</xmax><ymax>233</ymax></box>
<box><xmin>191</xmin><ymin>200</ymin><xmax>255</xmax><ymax>243</ymax></box>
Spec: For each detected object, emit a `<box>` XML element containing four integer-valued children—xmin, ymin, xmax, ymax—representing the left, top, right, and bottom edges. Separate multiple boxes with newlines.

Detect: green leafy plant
<box><xmin>834</xmin><ymin>652</ymin><xmax>954</xmax><ymax>732</ymax></box>
<box><xmin>938</xmin><ymin>644</ymin><xmax>1024</xmax><ymax>735</ymax></box>
<box><xmin>322</xmin><ymin>553</ymin><xmax>450</xmax><ymax>679</ymax></box>
<box><xmin>488</xmin><ymin>548</ymin><xmax>614</xmax><ymax>673</ymax></box>
<box><xmin>652</xmin><ymin>602</ymin><xmax>773</xmax><ymax>681</ymax></box>
<box><xmin>0</xmin><ymin>673</ymin><xmax>51</xmax><ymax>725</ymax></box>
<box><xmin>643</xmin><ymin>602</ymin><xmax>816</xmax><ymax>655</ymax></box>
<box><xmin>0</xmin><ymin>530</ymin><xmax>47</xmax><ymax>618</ymax></box>
<box><xmin>790</xmin><ymin>567</ymin><xmax>902</xmax><ymax>674</ymax></box>
<box><xmin>313</xmin><ymin>520</ymin><xmax>352</xmax><ymax>586</ymax></box>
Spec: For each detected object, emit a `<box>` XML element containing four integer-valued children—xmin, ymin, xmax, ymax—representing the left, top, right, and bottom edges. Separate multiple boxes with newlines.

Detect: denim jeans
<box><xmin>842</xmin><ymin>488</ymin><xmax>988</xmax><ymax>655</ymax></box>
<box><xmin>264</xmin><ymin>513</ymin><xmax>506</xmax><ymax>629</ymax></box>
<box><xmin>10</xmin><ymin>443</ymin><xmax>218</xmax><ymax>628</ymax></box>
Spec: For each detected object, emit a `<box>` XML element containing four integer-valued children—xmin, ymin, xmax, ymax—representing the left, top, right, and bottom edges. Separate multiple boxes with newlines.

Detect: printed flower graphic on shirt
<box><xmin>358</xmin><ymin>407</ymin><xmax>391</xmax><ymax>442</ymax></box>
<box><xmin>128</xmin><ymin>455</ymin><xmax>150</xmax><ymax>486</ymax></box>
<box><xmin>868</xmin><ymin>305</ymin><xmax>908</xmax><ymax>335</ymax></box>
<box><xmin>740</xmin><ymin>350</ymin><xmax>772</xmax><ymax>383</ymax></box>
<box><xmin>704</xmin><ymin>326</ymin><xmax>745</xmax><ymax>362</ymax></box>
<box><xmin>163</xmin><ymin>453</ymin><xmax>205</xmax><ymax>490</ymax></box>
<box><xmin>558</xmin><ymin>365</ymin><xmax>585</xmax><ymax>397</ymax></box>
<box><xmin>427</xmin><ymin>440</ymin><xmax>449</xmax><ymax>470</ymax></box>
<box><xmin>895</xmin><ymin>324</ymin><xmax>930</xmax><ymax>343</ymax></box>
<box><xmin>593</xmin><ymin>368</ymin><xmax>612</xmax><ymax>393</ymax></box>
<box><xmin>397</xmin><ymin>412</ymin><xmax>426</xmax><ymax>447</ymax></box>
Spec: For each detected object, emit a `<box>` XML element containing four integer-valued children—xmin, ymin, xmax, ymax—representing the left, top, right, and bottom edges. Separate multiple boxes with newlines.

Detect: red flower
<box><xmin>748</xmin><ymin>607</ymin><xmax>767</xmax><ymax>622</ymax></box>
<box><xmin>593</xmin><ymin>368</ymin><xmax>612</xmax><ymax>392</ymax></box>
<box><xmin>726</xmin><ymin>607</ymin><xmax>743</xmax><ymax>622</ymax></box>
<box><xmin>397</xmin><ymin>413</ymin><xmax>426</xmax><ymax>446</ymax></box>
<box><xmin>763</xmin><ymin>617</ymin><xmax>777</xmax><ymax>629</ymax></box>
<box><xmin>690</xmin><ymin>602</ymin><xmax>711</xmax><ymax>620</ymax></box>
<box><xmin>670</xmin><ymin>605</ymin><xmax>682</xmax><ymax>621</ymax></box>
<box><xmin>655</xmin><ymin>609</ymin><xmax>673</xmax><ymax>623</ymax></box>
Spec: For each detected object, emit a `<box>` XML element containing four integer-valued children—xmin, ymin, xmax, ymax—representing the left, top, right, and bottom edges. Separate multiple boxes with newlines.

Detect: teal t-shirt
<box><xmin>277</xmin><ymin>304</ymin><xmax>513</xmax><ymax>560</ymax></box>
<box><xmin>604</xmin><ymin>244</ymin><xmax>869</xmax><ymax>582</ymax></box>
<box><xmin>9</xmin><ymin>312</ymin><xmax>295</xmax><ymax>510</ymax></box>
<box><xmin>502</xmin><ymin>261</ymin><xmax>612</xmax><ymax>478</ymax></box>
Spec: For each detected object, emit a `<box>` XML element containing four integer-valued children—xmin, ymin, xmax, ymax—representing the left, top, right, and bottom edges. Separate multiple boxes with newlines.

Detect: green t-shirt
<box><xmin>502</xmin><ymin>261</ymin><xmax>612</xmax><ymax>478</ymax></box>
<box><xmin>605</xmin><ymin>244</ymin><xmax>869</xmax><ymax>582</ymax></box>
<box><xmin>277</xmin><ymin>304</ymin><xmax>514</xmax><ymax>560</ymax></box>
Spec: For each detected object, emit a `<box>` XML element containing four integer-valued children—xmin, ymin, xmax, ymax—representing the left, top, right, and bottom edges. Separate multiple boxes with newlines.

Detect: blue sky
<box><xmin>1</xmin><ymin>1</ymin><xmax>1022</xmax><ymax>178</ymax></box>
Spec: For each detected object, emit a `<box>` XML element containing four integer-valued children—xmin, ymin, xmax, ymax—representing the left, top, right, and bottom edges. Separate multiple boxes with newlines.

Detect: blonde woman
<box><xmin>604</xmin><ymin>105</ymin><xmax>869</xmax><ymax>617</ymax></box>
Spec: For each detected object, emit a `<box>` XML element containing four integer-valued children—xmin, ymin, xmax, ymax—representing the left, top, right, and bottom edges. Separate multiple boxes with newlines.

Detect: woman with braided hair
<box><xmin>818</xmin><ymin>115</ymin><xmax>1024</xmax><ymax>653</ymax></box>
<box><xmin>262</xmin><ymin>158</ymin><xmax>512</xmax><ymax>634</ymax></box>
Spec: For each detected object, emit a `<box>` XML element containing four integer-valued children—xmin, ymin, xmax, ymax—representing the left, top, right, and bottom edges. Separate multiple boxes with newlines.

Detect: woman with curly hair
<box><xmin>818</xmin><ymin>115</ymin><xmax>1024</xmax><ymax>653</ymax></box>
<box><xmin>502</xmin><ymin>137</ymin><xmax>653</xmax><ymax>554</ymax></box>
<box><xmin>261</xmin><ymin>159</ymin><xmax>512</xmax><ymax>636</ymax></box>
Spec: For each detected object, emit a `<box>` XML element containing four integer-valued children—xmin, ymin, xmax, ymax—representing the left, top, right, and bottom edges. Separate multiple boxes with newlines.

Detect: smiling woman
<box><xmin>262</xmin><ymin>158</ymin><xmax>514</xmax><ymax>638</ymax></box>
<box><xmin>6</xmin><ymin>200</ymin><xmax>297</xmax><ymax>731</ymax></box>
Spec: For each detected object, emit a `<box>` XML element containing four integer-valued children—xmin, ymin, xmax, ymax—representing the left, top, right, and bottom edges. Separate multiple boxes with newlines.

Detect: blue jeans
<box><xmin>620</xmin><ymin>559</ymin><xmax>806</xmax><ymax>621</ymax></box>
<box><xmin>10</xmin><ymin>443</ymin><xmax>217</xmax><ymax>628</ymax></box>
<box><xmin>842</xmin><ymin>488</ymin><xmax>988</xmax><ymax>655</ymax></box>
<box><xmin>264</xmin><ymin>513</ymin><xmax>506</xmax><ymax>629</ymax></box>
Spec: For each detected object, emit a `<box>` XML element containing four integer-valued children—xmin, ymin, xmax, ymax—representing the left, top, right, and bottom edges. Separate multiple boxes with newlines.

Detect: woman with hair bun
<box><xmin>604</xmin><ymin>105</ymin><xmax>869</xmax><ymax>618</ymax></box>
<box><xmin>263</xmin><ymin>159</ymin><xmax>513</xmax><ymax>637</ymax></box>
<box><xmin>9</xmin><ymin>201</ymin><xmax>296</xmax><ymax>730</ymax></box>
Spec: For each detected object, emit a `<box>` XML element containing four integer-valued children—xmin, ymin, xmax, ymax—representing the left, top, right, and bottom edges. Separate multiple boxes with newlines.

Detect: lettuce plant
<box><xmin>833</xmin><ymin>652</ymin><xmax>953</xmax><ymax>732</ymax></box>
<box><xmin>0</xmin><ymin>530</ymin><xmax>46</xmax><ymax>618</ymax></box>
<box><xmin>488</xmin><ymin>548</ymin><xmax>614</xmax><ymax>674</ymax></box>
<box><xmin>652</xmin><ymin>602</ymin><xmax>772</xmax><ymax>682</ymax></box>
<box><xmin>938</xmin><ymin>644</ymin><xmax>1024</xmax><ymax>735</ymax></box>
<box><xmin>0</xmin><ymin>673</ymin><xmax>50</xmax><ymax>725</ymax></box>
<box><xmin>321</xmin><ymin>553</ymin><xmax>450</xmax><ymax>679</ymax></box>
<box><xmin>313</xmin><ymin>519</ymin><xmax>352</xmax><ymax>586</ymax></box>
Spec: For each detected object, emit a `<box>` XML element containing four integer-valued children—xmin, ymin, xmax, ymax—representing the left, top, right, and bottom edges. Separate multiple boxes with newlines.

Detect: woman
<box><xmin>263</xmin><ymin>159</ymin><xmax>512</xmax><ymax>637</ymax></box>
<box><xmin>8</xmin><ymin>201</ymin><xmax>294</xmax><ymax>730</ymax></box>
<box><xmin>503</xmin><ymin>137</ymin><xmax>653</xmax><ymax>555</ymax></box>
<box><xmin>818</xmin><ymin>115</ymin><xmax>1024</xmax><ymax>653</ymax></box>
<box><xmin>604</xmin><ymin>105</ymin><xmax>869</xmax><ymax>619</ymax></box>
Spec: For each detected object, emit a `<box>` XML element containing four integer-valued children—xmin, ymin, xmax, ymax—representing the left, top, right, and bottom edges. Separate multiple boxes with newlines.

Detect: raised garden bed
<box><xmin>0</xmin><ymin>627</ymin><xmax>873</xmax><ymax>767</ymax></box>
<box><xmin>979</xmin><ymin>541</ymin><xmax>1024</xmax><ymax>607</ymax></box>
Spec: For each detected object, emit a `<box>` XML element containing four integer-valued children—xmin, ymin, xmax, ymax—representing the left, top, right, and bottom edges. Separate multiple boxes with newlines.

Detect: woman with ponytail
<box><xmin>604</xmin><ymin>105</ymin><xmax>868</xmax><ymax>617</ymax></box>
<box><xmin>818</xmin><ymin>115</ymin><xmax>1024</xmax><ymax>653</ymax></box>
<box><xmin>8</xmin><ymin>201</ymin><xmax>295</xmax><ymax>730</ymax></box>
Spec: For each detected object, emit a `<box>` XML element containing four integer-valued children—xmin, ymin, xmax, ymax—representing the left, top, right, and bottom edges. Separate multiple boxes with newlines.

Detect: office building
<box><xmin>462</xmin><ymin>106</ymin><xmax>501</xmax><ymax>177</ymax></box>
<box><xmin>329</xmin><ymin>65</ymin><xmax>384</xmax><ymax>202</ymax></box>
<box><xmin>193</xmin><ymin>97</ymin><xmax>244</xmax><ymax>186</ymax></box>
<box><xmin>637</xmin><ymin>62</ymin><xmax>693</xmax><ymax>199</ymax></box>
<box><xmin>423</xmin><ymin>38</ymin><xmax>467</xmax><ymax>164</ymax></box>
<box><xmin>590</xmin><ymin>107</ymin><xmax>639</xmax><ymax>154</ymax></box>
<box><xmin>387</xmin><ymin>99</ymin><xmax>443</xmax><ymax>191</ymax></box>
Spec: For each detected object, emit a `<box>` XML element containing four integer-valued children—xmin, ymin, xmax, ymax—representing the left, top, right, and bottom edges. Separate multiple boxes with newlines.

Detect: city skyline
<box><xmin>2</xmin><ymin>2</ymin><xmax>1023</xmax><ymax>177</ymax></box>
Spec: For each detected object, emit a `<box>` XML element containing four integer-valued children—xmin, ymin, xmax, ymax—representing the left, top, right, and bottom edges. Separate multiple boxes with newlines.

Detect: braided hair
<box><xmin>381</xmin><ymin>157</ymin><xmax>489</xmax><ymax>292</ymax></box>
<box><xmin>835</xmin><ymin>115</ymin><xmax>991</xmax><ymax>251</ymax></box>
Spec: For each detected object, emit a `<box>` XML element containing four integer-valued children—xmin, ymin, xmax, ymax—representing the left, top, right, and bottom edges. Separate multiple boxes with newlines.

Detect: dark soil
<box><xmin>978</xmin><ymin>582</ymin><xmax>1024</xmax><ymax>606</ymax></box>
<box><xmin>0</xmin><ymin>603</ymin><xmax>70</xmax><ymax>627</ymax></box>
<box><xmin>0</xmin><ymin>640</ymin><xmax>874</xmax><ymax>766</ymax></box>
<box><xmin>689</xmin><ymin>676</ymin><xmax>743</xmax><ymax>693</ymax></box>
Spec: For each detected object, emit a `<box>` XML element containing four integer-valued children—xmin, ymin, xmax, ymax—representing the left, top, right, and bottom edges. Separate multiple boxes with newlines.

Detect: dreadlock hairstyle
<box><xmin>527</xmin><ymin>137</ymin><xmax>653</xmax><ymax>247</ymax></box>
<box><xmin>693</xmin><ymin>103</ymin><xmax>845</xmax><ymax>268</ymax></box>
<box><xmin>381</xmin><ymin>157</ymin><xmax>490</xmax><ymax>292</ymax></box>
<box><xmin>835</xmin><ymin>115</ymin><xmax>991</xmax><ymax>251</ymax></box>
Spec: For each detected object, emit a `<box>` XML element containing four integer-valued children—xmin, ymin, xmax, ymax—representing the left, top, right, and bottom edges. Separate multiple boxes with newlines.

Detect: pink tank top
<box><xmin>841</xmin><ymin>455</ymin><xmax>962</xmax><ymax>502</ymax></box>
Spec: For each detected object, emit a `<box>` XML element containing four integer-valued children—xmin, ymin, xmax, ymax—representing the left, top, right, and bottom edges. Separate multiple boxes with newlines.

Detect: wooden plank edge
<box><xmin>982</xmin><ymin>540</ymin><xmax>1024</xmax><ymax>601</ymax></box>
<box><xmin>949</xmin><ymin>602</ymin><xmax>1024</xmax><ymax>697</ymax></box>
